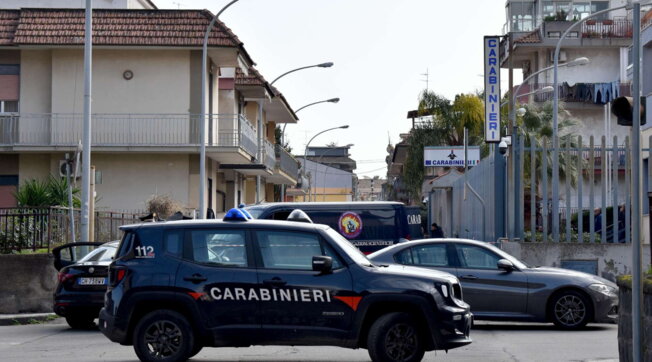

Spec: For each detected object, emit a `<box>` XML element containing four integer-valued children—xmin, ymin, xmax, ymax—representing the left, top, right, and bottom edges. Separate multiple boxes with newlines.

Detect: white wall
<box><xmin>535</xmin><ymin>48</ymin><xmax>622</xmax><ymax>85</ymax></box>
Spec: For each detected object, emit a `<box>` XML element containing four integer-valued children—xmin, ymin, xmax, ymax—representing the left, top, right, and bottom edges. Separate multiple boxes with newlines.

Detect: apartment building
<box><xmin>0</xmin><ymin>5</ymin><xmax>300</xmax><ymax>215</ymax></box>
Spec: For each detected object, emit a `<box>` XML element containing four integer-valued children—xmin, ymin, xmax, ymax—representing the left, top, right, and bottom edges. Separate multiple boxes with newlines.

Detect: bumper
<box><xmin>53</xmin><ymin>294</ymin><xmax>104</xmax><ymax>317</ymax></box>
<box><xmin>98</xmin><ymin>307</ymin><xmax>129</xmax><ymax>345</ymax></box>
<box><xmin>433</xmin><ymin>304</ymin><xmax>473</xmax><ymax>350</ymax></box>
<box><xmin>592</xmin><ymin>292</ymin><xmax>619</xmax><ymax>323</ymax></box>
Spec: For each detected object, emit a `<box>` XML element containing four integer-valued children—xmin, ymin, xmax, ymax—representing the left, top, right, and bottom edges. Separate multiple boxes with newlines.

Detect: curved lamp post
<box><xmin>551</xmin><ymin>4</ymin><xmax>651</xmax><ymax>360</ymax></box>
<box><xmin>270</xmin><ymin>62</ymin><xmax>333</xmax><ymax>85</ymax></box>
<box><xmin>281</xmin><ymin>97</ymin><xmax>340</xmax><ymax>144</ymax></box>
<box><xmin>303</xmin><ymin>125</ymin><xmax>349</xmax><ymax>201</ymax></box>
<box><xmin>199</xmin><ymin>0</ymin><xmax>240</xmax><ymax>219</ymax></box>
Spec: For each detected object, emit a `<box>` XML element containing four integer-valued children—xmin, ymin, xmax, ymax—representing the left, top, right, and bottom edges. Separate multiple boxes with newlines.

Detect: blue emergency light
<box><xmin>223</xmin><ymin>208</ymin><xmax>252</xmax><ymax>221</ymax></box>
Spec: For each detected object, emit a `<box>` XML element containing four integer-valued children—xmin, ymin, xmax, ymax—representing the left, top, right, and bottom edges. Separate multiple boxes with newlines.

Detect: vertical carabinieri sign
<box><xmin>484</xmin><ymin>36</ymin><xmax>500</xmax><ymax>143</ymax></box>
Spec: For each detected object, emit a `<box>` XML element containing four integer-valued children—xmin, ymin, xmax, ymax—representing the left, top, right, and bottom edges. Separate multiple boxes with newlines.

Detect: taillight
<box><xmin>58</xmin><ymin>272</ymin><xmax>75</xmax><ymax>283</ymax></box>
<box><xmin>405</xmin><ymin>234</ymin><xmax>412</xmax><ymax>241</ymax></box>
<box><xmin>109</xmin><ymin>266</ymin><xmax>127</xmax><ymax>287</ymax></box>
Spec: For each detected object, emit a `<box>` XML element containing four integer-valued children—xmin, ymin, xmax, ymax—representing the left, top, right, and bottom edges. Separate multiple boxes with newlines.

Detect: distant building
<box><xmin>356</xmin><ymin>176</ymin><xmax>386</xmax><ymax>201</ymax></box>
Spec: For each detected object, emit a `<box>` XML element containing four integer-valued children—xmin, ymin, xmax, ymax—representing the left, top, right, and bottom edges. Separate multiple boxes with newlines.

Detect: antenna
<box><xmin>421</xmin><ymin>68</ymin><xmax>429</xmax><ymax>91</ymax></box>
<box><xmin>172</xmin><ymin>1</ymin><xmax>184</xmax><ymax>9</ymax></box>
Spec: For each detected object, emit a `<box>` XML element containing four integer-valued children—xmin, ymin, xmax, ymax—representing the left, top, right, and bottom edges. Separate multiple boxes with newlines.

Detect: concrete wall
<box><xmin>500</xmin><ymin>241</ymin><xmax>651</xmax><ymax>282</ymax></box>
<box><xmin>19</xmin><ymin>50</ymin><xmax>52</xmax><ymax>114</ymax></box>
<box><xmin>50</xmin><ymin>49</ymin><xmax>190</xmax><ymax>114</ymax></box>
<box><xmin>0</xmin><ymin>255</ymin><xmax>57</xmax><ymax>314</ymax></box>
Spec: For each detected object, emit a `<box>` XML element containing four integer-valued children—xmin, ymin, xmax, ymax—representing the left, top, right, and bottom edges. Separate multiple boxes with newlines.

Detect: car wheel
<box><xmin>367</xmin><ymin>312</ymin><xmax>425</xmax><ymax>362</ymax></box>
<box><xmin>550</xmin><ymin>290</ymin><xmax>592</xmax><ymax>329</ymax></box>
<box><xmin>133</xmin><ymin>310</ymin><xmax>194</xmax><ymax>362</ymax></box>
<box><xmin>65</xmin><ymin>314</ymin><xmax>96</xmax><ymax>329</ymax></box>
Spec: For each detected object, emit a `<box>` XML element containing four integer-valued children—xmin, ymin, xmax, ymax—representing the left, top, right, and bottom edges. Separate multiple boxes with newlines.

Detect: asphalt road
<box><xmin>0</xmin><ymin>318</ymin><xmax>618</xmax><ymax>362</ymax></box>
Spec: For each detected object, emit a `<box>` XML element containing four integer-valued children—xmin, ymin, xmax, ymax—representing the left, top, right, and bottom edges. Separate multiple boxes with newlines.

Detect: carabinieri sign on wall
<box><xmin>484</xmin><ymin>36</ymin><xmax>501</xmax><ymax>143</ymax></box>
<box><xmin>424</xmin><ymin>146</ymin><xmax>480</xmax><ymax>167</ymax></box>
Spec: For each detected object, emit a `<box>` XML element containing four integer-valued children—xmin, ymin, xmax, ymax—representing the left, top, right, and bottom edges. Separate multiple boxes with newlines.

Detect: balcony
<box><xmin>580</xmin><ymin>19</ymin><xmax>632</xmax><ymax>39</ymax></box>
<box><xmin>267</xmin><ymin>144</ymin><xmax>300</xmax><ymax>185</ymax></box>
<box><xmin>262</xmin><ymin>140</ymin><xmax>276</xmax><ymax>170</ymax></box>
<box><xmin>0</xmin><ymin>113</ymin><xmax>258</xmax><ymax>162</ymax></box>
<box><xmin>529</xmin><ymin>82</ymin><xmax>631</xmax><ymax>104</ymax></box>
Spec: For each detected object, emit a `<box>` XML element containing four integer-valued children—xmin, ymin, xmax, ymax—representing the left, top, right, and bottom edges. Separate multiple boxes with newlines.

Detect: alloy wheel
<box><xmin>554</xmin><ymin>294</ymin><xmax>587</xmax><ymax>327</ymax></box>
<box><xmin>384</xmin><ymin>323</ymin><xmax>418</xmax><ymax>361</ymax></box>
<box><xmin>143</xmin><ymin>320</ymin><xmax>183</xmax><ymax>358</ymax></box>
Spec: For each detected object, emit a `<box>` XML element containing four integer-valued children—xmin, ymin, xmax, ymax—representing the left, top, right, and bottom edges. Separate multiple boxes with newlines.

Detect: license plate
<box><xmin>78</xmin><ymin>277</ymin><xmax>106</xmax><ymax>286</ymax></box>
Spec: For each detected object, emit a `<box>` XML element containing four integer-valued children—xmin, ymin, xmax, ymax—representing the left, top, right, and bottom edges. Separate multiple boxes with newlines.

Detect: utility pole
<box><xmin>80</xmin><ymin>0</ymin><xmax>92</xmax><ymax>254</ymax></box>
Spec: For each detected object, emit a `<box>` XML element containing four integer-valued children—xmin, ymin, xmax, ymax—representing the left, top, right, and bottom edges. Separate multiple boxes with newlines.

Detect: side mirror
<box><xmin>497</xmin><ymin>259</ymin><xmax>515</xmax><ymax>272</ymax></box>
<box><xmin>312</xmin><ymin>256</ymin><xmax>333</xmax><ymax>274</ymax></box>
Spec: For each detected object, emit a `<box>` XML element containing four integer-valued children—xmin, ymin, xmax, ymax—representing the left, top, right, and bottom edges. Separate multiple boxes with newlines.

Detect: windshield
<box><xmin>325</xmin><ymin>228</ymin><xmax>372</xmax><ymax>266</ymax></box>
<box><xmin>243</xmin><ymin>206</ymin><xmax>264</xmax><ymax>219</ymax></box>
<box><xmin>78</xmin><ymin>245</ymin><xmax>117</xmax><ymax>263</ymax></box>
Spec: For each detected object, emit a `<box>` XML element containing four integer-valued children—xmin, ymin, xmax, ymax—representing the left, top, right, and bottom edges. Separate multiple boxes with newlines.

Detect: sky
<box><xmin>155</xmin><ymin>0</ymin><xmax>519</xmax><ymax>178</ymax></box>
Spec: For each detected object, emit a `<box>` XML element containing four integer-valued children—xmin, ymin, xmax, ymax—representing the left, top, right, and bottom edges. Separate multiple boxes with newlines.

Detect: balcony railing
<box><xmin>580</xmin><ymin>19</ymin><xmax>632</xmax><ymax>39</ymax></box>
<box><xmin>0</xmin><ymin>113</ymin><xmax>258</xmax><ymax>157</ymax></box>
<box><xmin>262</xmin><ymin>140</ymin><xmax>276</xmax><ymax>170</ymax></box>
<box><xmin>275</xmin><ymin>144</ymin><xmax>299</xmax><ymax>178</ymax></box>
<box><xmin>531</xmin><ymin>82</ymin><xmax>631</xmax><ymax>104</ymax></box>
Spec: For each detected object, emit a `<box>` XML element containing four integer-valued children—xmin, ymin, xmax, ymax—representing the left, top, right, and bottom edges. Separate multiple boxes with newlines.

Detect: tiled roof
<box><xmin>0</xmin><ymin>11</ymin><xmax>19</xmax><ymax>45</ymax></box>
<box><xmin>515</xmin><ymin>29</ymin><xmax>542</xmax><ymax>44</ymax></box>
<box><xmin>0</xmin><ymin>8</ymin><xmax>253</xmax><ymax>64</ymax></box>
<box><xmin>235</xmin><ymin>66</ymin><xmax>266</xmax><ymax>86</ymax></box>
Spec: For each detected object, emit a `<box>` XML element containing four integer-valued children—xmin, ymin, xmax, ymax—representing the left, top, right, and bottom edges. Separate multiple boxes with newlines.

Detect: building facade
<box><xmin>0</xmin><ymin>5</ymin><xmax>300</xmax><ymax>216</ymax></box>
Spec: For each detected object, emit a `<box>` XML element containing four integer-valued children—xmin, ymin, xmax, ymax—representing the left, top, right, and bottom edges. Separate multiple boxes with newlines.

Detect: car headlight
<box><xmin>589</xmin><ymin>283</ymin><xmax>617</xmax><ymax>296</ymax></box>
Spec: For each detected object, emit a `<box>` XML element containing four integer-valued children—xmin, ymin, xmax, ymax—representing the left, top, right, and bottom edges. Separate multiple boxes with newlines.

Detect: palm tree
<box><xmin>402</xmin><ymin>91</ymin><xmax>485</xmax><ymax>201</ymax></box>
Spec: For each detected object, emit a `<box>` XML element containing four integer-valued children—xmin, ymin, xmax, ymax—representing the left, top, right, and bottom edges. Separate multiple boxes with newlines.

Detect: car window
<box><xmin>256</xmin><ymin>230</ymin><xmax>342</xmax><ymax>270</ymax></box>
<box><xmin>189</xmin><ymin>229</ymin><xmax>247</xmax><ymax>267</ymax></box>
<box><xmin>456</xmin><ymin>244</ymin><xmax>501</xmax><ymax>269</ymax></box>
<box><xmin>78</xmin><ymin>246</ymin><xmax>116</xmax><ymax>263</ymax></box>
<box><xmin>412</xmin><ymin>244</ymin><xmax>450</xmax><ymax>267</ymax></box>
<box><xmin>394</xmin><ymin>248</ymin><xmax>414</xmax><ymax>264</ymax></box>
<box><xmin>164</xmin><ymin>229</ymin><xmax>184</xmax><ymax>256</ymax></box>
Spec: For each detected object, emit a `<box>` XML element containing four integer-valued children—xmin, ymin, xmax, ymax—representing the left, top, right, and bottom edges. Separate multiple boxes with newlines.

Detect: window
<box><xmin>572</xmin><ymin>3</ymin><xmax>591</xmax><ymax>19</ymax></box>
<box><xmin>543</xmin><ymin>1</ymin><xmax>571</xmax><ymax>20</ymax></box>
<box><xmin>456</xmin><ymin>244</ymin><xmax>501</xmax><ymax>270</ymax></box>
<box><xmin>509</xmin><ymin>1</ymin><xmax>535</xmax><ymax>31</ymax></box>
<box><xmin>412</xmin><ymin>244</ymin><xmax>450</xmax><ymax>267</ymax></box>
<box><xmin>0</xmin><ymin>101</ymin><xmax>18</xmax><ymax>113</ymax></box>
<box><xmin>164</xmin><ymin>229</ymin><xmax>184</xmax><ymax>256</ymax></box>
<box><xmin>256</xmin><ymin>230</ymin><xmax>342</xmax><ymax>270</ymax></box>
<box><xmin>189</xmin><ymin>229</ymin><xmax>247</xmax><ymax>267</ymax></box>
<box><xmin>591</xmin><ymin>1</ymin><xmax>609</xmax><ymax>20</ymax></box>
<box><xmin>394</xmin><ymin>248</ymin><xmax>414</xmax><ymax>265</ymax></box>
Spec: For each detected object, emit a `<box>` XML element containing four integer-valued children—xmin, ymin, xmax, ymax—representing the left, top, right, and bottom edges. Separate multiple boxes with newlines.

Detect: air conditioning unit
<box><xmin>550</xmin><ymin>50</ymin><xmax>568</xmax><ymax>62</ymax></box>
<box><xmin>59</xmin><ymin>159</ymin><xmax>79</xmax><ymax>178</ymax></box>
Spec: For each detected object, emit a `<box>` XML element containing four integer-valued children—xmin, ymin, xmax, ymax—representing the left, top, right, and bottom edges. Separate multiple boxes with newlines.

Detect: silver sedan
<box><xmin>369</xmin><ymin>238</ymin><xmax>618</xmax><ymax>329</ymax></box>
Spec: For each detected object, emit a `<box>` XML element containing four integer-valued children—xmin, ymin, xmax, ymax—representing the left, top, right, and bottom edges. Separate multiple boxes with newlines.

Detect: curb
<box><xmin>0</xmin><ymin>313</ymin><xmax>58</xmax><ymax>326</ymax></box>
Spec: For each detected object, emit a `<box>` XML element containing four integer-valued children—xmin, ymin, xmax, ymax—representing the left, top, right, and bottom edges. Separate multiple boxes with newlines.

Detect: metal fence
<box><xmin>432</xmin><ymin>134</ymin><xmax>648</xmax><ymax>244</ymax></box>
<box><xmin>514</xmin><ymin>134</ymin><xmax>640</xmax><ymax>243</ymax></box>
<box><xmin>0</xmin><ymin>207</ymin><xmax>141</xmax><ymax>253</ymax></box>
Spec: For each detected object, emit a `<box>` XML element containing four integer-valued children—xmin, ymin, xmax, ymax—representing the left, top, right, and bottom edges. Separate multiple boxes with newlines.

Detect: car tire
<box><xmin>65</xmin><ymin>314</ymin><xmax>96</xmax><ymax>329</ymax></box>
<box><xmin>133</xmin><ymin>310</ymin><xmax>194</xmax><ymax>362</ymax></box>
<box><xmin>188</xmin><ymin>342</ymin><xmax>203</xmax><ymax>359</ymax></box>
<box><xmin>550</xmin><ymin>290</ymin><xmax>592</xmax><ymax>330</ymax></box>
<box><xmin>367</xmin><ymin>312</ymin><xmax>425</xmax><ymax>362</ymax></box>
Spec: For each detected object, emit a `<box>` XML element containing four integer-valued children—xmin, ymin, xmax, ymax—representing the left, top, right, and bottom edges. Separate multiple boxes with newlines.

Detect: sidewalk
<box><xmin>0</xmin><ymin>313</ymin><xmax>58</xmax><ymax>326</ymax></box>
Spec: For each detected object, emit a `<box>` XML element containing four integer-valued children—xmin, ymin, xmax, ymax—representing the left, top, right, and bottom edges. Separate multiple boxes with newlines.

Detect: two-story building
<box><xmin>0</xmin><ymin>4</ymin><xmax>300</xmax><ymax>215</ymax></box>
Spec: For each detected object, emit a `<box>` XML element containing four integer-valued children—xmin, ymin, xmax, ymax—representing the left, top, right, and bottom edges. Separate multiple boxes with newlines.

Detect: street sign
<box><xmin>484</xmin><ymin>36</ymin><xmax>501</xmax><ymax>143</ymax></box>
<box><xmin>424</xmin><ymin>146</ymin><xmax>480</xmax><ymax>167</ymax></box>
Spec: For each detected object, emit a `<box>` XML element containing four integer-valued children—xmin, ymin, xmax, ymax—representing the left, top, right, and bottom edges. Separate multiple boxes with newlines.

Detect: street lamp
<box><xmin>550</xmin><ymin>4</ymin><xmax>651</xmax><ymax>360</ymax></box>
<box><xmin>281</xmin><ymin>97</ymin><xmax>340</xmax><ymax>145</ymax></box>
<box><xmin>199</xmin><ymin>0</ymin><xmax>240</xmax><ymax>219</ymax></box>
<box><xmin>506</xmin><ymin>57</ymin><xmax>587</xmax><ymax>240</ymax></box>
<box><xmin>303</xmin><ymin>125</ymin><xmax>349</xmax><ymax>201</ymax></box>
<box><xmin>270</xmin><ymin>62</ymin><xmax>333</xmax><ymax>85</ymax></box>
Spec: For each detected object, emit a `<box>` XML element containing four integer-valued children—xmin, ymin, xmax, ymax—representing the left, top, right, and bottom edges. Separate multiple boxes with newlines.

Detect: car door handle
<box><xmin>183</xmin><ymin>274</ymin><xmax>207</xmax><ymax>283</ymax></box>
<box><xmin>263</xmin><ymin>278</ymin><xmax>287</xmax><ymax>287</ymax></box>
<box><xmin>460</xmin><ymin>274</ymin><xmax>479</xmax><ymax>280</ymax></box>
